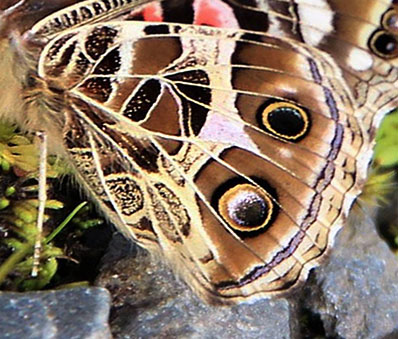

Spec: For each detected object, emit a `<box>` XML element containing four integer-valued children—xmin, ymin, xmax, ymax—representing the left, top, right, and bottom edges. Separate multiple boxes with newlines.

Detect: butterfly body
<box><xmin>0</xmin><ymin>0</ymin><xmax>396</xmax><ymax>304</ymax></box>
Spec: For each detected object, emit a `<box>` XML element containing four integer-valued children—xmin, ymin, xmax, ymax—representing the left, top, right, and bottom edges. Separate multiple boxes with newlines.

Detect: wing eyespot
<box><xmin>381</xmin><ymin>8</ymin><xmax>398</xmax><ymax>34</ymax></box>
<box><xmin>368</xmin><ymin>29</ymin><xmax>398</xmax><ymax>59</ymax></box>
<box><xmin>215</xmin><ymin>178</ymin><xmax>278</xmax><ymax>234</ymax></box>
<box><xmin>257</xmin><ymin>101</ymin><xmax>310</xmax><ymax>141</ymax></box>
<box><xmin>369</xmin><ymin>8</ymin><xmax>398</xmax><ymax>59</ymax></box>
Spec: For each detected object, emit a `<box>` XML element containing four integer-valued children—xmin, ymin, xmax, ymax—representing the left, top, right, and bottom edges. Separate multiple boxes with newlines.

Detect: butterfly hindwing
<box><xmin>0</xmin><ymin>0</ymin><xmax>395</xmax><ymax>304</ymax></box>
<box><xmin>34</xmin><ymin>20</ymin><xmax>369</xmax><ymax>302</ymax></box>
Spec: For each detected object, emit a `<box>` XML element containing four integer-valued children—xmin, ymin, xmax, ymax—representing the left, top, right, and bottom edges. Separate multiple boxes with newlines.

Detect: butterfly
<box><xmin>0</xmin><ymin>0</ymin><xmax>396</xmax><ymax>304</ymax></box>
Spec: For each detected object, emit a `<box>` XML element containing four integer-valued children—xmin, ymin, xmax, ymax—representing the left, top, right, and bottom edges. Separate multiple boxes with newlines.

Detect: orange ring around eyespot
<box><xmin>262</xmin><ymin>102</ymin><xmax>309</xmax><ymax>140</ymax></box>
<box><xmin>218</xmin><ymin>183</ymin><xmax>273</xmax><ymax>232</ymax></box>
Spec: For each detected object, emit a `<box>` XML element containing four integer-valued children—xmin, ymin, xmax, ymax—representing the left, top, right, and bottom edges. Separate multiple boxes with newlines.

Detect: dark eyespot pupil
<box><xmin>230</xmin><ymin>195</ymin><xmax>267</xmax><ymax>227</ymax></box>
<box><xmin>374</xmin><ymin>32</ymin><xmax>398</xmax><ymax>55</ymax></box>
<box><xmin>268</xmin><ymin>107</ymin><xmax>305</xmax><ymax>137</ymax></box>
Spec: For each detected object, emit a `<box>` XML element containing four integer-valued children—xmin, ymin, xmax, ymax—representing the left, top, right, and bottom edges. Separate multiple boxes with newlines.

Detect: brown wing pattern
<box><xmin>35</xmin><ymin>21</ymin><xmax>371</xmax><ymax>302</ymax></box>
<box><xmin>1</xmin><ymin>0</ymin><xmax>395</xmax><ymax>303</ymax></box>
<box><xmin>220</xmin><ymin>0</ymin><xmax>398</xmax><ymax>130</ymax></box>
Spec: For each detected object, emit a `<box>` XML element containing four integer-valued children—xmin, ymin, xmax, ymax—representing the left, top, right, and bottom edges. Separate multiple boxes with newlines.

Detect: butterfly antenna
<box><xmin>31</xmin><ymin>131</ymin><xmax>47</xmax><ymax>277</ymax></box>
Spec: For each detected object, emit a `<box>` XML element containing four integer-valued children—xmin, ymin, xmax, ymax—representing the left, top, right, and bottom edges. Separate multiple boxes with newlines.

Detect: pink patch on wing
<box><xmin>193</xmin><ymin>0</ymin><xmax>239</xmax><ymax>28</ymax></box>
<box><xmin>142</xmin><ymin>2</ymin><xmax>164</xmax><ymax>22</ymax></box>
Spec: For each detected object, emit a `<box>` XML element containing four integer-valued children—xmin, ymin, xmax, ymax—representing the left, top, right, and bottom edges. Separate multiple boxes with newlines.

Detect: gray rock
<box><xmin>97</xmin><ymin>206</ymin><xmax>398</xmax><ymax>339</ymax></box>
<box><xmin>96</xmin><ymin>234</ymin><xmax>298</xmax><ymax>339</ymax></box>
<box><xmin>0</xmin><ymin>287</ymin><xmax>112</xmax><ymax>339</ymax></box>
<box><xmin>301</xmin><ymin>210</ymin><xmax>398</xmax><ymax>339</ymax></box>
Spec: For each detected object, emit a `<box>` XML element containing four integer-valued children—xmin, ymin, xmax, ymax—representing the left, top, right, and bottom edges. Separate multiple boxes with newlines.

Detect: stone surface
<box><xmin>0</xmin><ymin>287</ymin><xmax>112</xmax><ymax>339</ymax></box>
<box><xmin>300</xmin><ymin>210</ymin><xmax>398</xmax><ymax>339</ymax></box>
<box><xmin>97</xmin><ymin>207</ymin><xmax>398</xmax><ymax>339</ymax></box>
<box><xmin>96</xmin><ymin>234</ymin><xmax>299</xmax><ymax>339</ymax></box>
<box><xmin>1</xmin><ymin>209</ymin><xmax>395</xmax><ymax>339</ymax></box>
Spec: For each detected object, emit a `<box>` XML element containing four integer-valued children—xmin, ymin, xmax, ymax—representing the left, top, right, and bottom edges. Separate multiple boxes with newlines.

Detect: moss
<box><xmin>374</xmin><ymin>110</ymin><xmax>398</xmax><ymax>168</ymax></box>
<box><xmin>364</xmin><ymin>110</ymin><xmax>398</xmax><ymax>251</ymax></box>
<box><xmin>0</xmin><ymin>122</ymin><xmax>105</xmax><ymax>291</ymax></box>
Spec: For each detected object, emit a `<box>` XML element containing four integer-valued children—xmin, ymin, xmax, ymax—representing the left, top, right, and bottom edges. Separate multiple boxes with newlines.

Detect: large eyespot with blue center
<box><xmin>215</xmin><ymin>178</ymin><xmax>277</xmax><ymax>234</ymax></box>
<box><xmin>257</xmin><ymin>101</ymin><xmax>310</xmax><ymax>141</ymax></box>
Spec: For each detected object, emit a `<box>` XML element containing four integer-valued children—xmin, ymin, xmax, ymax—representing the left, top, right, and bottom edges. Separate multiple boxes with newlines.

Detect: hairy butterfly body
<box><xmin>0</xmin><ymin>0</ymin><xmax>396</xmax><ymax>304</ymax></box>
